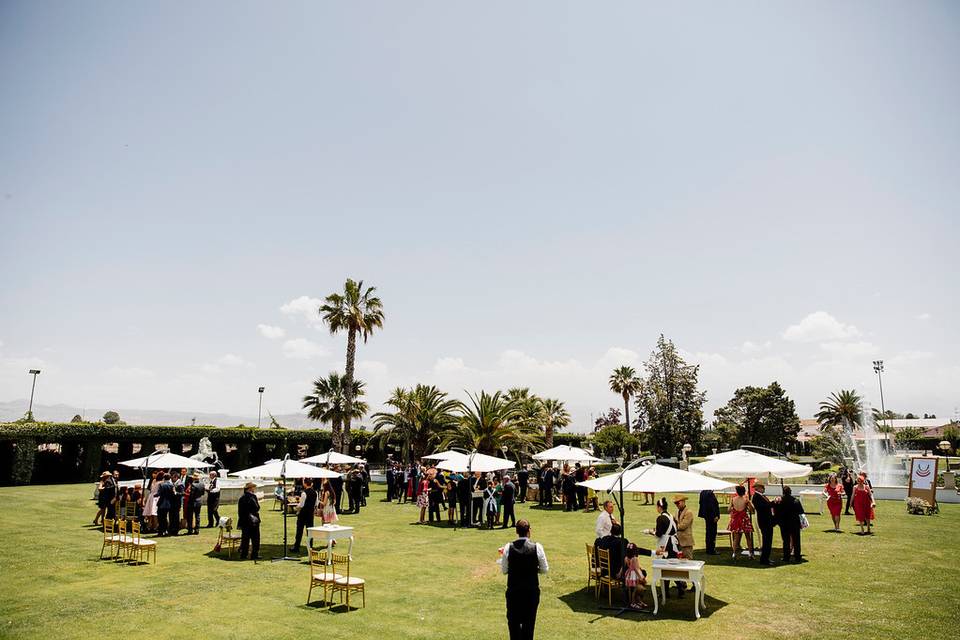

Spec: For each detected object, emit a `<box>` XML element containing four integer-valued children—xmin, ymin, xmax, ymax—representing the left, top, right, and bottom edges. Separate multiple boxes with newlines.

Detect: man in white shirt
<box><xmin>205</xmin><ymin>470</ymin><xmax>221</xmax><ymax>528</ymax></box>
<box><xmin>595</xmin><ymin>500</ymin><xmax>618</xmax><ymax>539</ymax></box>
<box><xmin>501</xmin><ymin>519</ymin><xmax>548</xmax><ymax>640</ymax></box>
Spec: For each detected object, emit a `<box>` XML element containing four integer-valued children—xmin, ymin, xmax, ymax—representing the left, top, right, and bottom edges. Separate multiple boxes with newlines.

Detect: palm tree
<box><xmin>302</xmin><ymin>372</ymin><xmax>369</xmax><ymax>442</ymax></box>
<box><xmin>540</xmin><ymin>398</ymin><xmax>571</xmax><ymax>448</ymax></box>
<box><xmin>609</xmin><ymin>365</ymin><xmax>643</xmax><ymax>433</ymax></box>
<box><xmin>815</xmin><ymin>389</ymin><xmax>862</xmax><ymax>431</ymax></box>
<box><xmin>504</xmin><ymin>387</ymin><xmax>545</xmax><ymax>430</ymax></box>
<box><xmin>443</xmin><ymin>391</ymin><xmax>542</xmax><ymax>456</ymax></box>
<box><xmin>320</xmin><ymin>279</ymin><xmax>385</xmax><ymax>451</ymax></box>
<box><xmin>371</xmin><ymin>385</ymin><xmax>460</xmax><ymax>462</ymax></box>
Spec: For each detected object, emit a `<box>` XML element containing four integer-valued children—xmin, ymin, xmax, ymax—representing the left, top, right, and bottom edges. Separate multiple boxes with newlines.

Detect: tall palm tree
<box><xmin>504</xmin><ymin>387</ymin><xmax>545</xmax><ymax>430</ymax></box>
<box><xmin>815</xmin><ymin>389</ymin><xmax>862</xmax><ymax>431</ymax></box>
<box><xmin>443</xmin><ymin>391</ymin><xmax>542</xmax><ymax>456</ymax></box>
<box><xmin>540</xmin><ymin>398</ymin><xmax>571</xmax><ymax>448</ymax></box>
<box><xmin>320</xmin><ymin>279</ymin><xmax>384</xmax><ymax>451</ymax></box>
<box><xmin>371</xmin><ymin>385</ymin><xmax>460</xmax><ymax>462</ymax></box>
<box><xmin>302</xmin><ymin>372</ymin><xmax>369</xmax><ymax>443</ymax></box>
<box><xmin>609</xmin><ymin>365</ymin><xmax>643</xmax><ymax>433</ymax></box>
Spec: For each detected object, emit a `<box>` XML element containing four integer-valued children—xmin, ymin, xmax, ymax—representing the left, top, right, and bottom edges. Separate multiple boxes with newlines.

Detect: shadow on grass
<box><xmin>558</xmin><ymin>586</ymin><xmax>728</xmax><ymax>622</ymax></box>
<box><xmin>302</xmin><ymin>600</ymin><xmax>364</xmax><ymax>614</ymax></box>
<box><xmin>692</xmin><ymin>552</ymin><xmax>805</xmax><ymax>569</ymax></box>
<box><xmin>202</xmin><ymin>543</ymin><xmax>295</xmax><ymax>562</ymax></box>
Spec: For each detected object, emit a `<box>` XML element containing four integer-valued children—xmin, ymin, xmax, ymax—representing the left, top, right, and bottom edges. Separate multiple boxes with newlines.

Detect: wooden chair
<box><xmin>307</xmin><ymin>549</ymin><xmax>342</xmax><ymax>606</ymax></box>
<box><xmin>216</xmin><ymin>519</ymin><xmax>243</xmax><ymax>558</ymax></box>
<box><xmin>114</xmin><ymin>518</ymin><xmax>133</xmax><ymax>561</ymax></box>
<box><xmin>129</xmin><ymin>521</ymin><xmax>157</xmax><ymax>564</ymax></box>
<box><xmin>100</xmin><ymin>518</ymin><xmax>117</xmax><ymax>559</ymax></box>
<box><xmin>596</xmin><ymin>547</ymin><xmax>623</xmax><ymax>606</ymax></box>
<box><xmin>586</xmin><ymin>543</ymin><xmax>600</xmax><ymax>597</ymax></box>
<box><xmin>329</xmin><ymin>552</ymin><xmax>365</xmax><ymax>609</ymax></box>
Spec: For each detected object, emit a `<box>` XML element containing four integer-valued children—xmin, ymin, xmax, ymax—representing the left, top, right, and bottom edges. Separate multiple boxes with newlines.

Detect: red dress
<box><xmin>728</xmin><ymin>501</ymin><xmax>753</xmax><ymax>533</ymax></box>
<box><xmin>852</xmin><ymin>485</ymin><xmax>874</xmax><ymax>523</ymax></box>
<box><xmin>825</xmin><ymin>483</ymin><xmax>843</xmax><ymax>518</ymax></box>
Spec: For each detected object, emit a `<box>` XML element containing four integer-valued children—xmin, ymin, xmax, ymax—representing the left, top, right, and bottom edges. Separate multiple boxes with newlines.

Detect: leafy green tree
<box><xmin>713</xmin><ymin>382</ymin><xmax>800</xmax><ymax>452</ymax></box>
<box><xmin>102</xmin><ymin>411</ymin><xmax>121</xmax><ymax>425</ymax></box>
<box><xmin>591</xmin><ymin>424</ymin><xmax>639</xmax><ymax>458</ymax></box>
<box><xmin>372</xmin><ymin>385</ymin><xmax>459</xmax><ymax>462</ymax></box>
<box><xmin>609</xmin><ymin>365</ymin><xmax>642</xmax><ymax>433</ymax></box>
<box><xmin>302</xmin><ymin>372</ymin><xmax>369</xmax><ymax>441</ymax></box>
<box><xmin>504</xmin><ymin>387</ymin><xmax>545</xmax><ymax>430</ymax></box>
<box><xmin>70</xmin><ymin>414</ymin><xmax>84</xmax><ymax>423</ymax></box>
<box><xmin>540</xmin><ymin>398</ymin><xmax>571</xmax><ymax>448</ymax></box>
<box><xmin>320</xmin><ymin>278</ymin><xmax>384</xmax><ymax>451</ymax></box>
<box><xmin>815</xmin><ymin>389</ymin><xmax>862</xmax><ymax>431</ymax></box>
<box><xmin>810</xmin><ymin>427</ymin><xmax>847</xmax><ymax>465</ymax></box>
<box><xmin>442</xmin><ymin>391</ymin><xmax>542</xmax><ymax>456</ymax></box>
<box><xmin>593</xmin><ymin>408</ymin><xmax>622</xmax><ymax>431</ymax></box>
<box><xmin>633</xmin><ymin>335</ymin><xmax>706</xmax><ymax>456</ymax></box>
<box><xmin>895</xmin><ymin>427</ymin><xmax>925</xmax><ymax>448</ymax></box>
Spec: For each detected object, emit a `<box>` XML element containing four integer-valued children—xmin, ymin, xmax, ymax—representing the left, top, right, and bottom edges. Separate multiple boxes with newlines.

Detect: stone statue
<box><xmin>191</xmin><ymin>436</ymin><xmax>222</xmax><ymax>469</ymax></box>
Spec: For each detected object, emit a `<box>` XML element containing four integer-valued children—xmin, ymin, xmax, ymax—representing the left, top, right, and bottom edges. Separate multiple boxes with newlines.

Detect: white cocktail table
<box><xmin>650</xmin><ymin>558</ymin><xmax>707</xmax><ymax>619</ymax></box>
<box><xmin>306</xmin><ymin>524</ymin><xmax>354</xmax><ymax>561</ymax></box>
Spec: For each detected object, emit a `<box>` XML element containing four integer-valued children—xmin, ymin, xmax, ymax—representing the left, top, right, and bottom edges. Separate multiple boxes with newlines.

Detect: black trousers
<box><xmin>157</xmin><ymin>508</ymin><xmax>169</xmax><ymax>535</ymax></box>
<box><xmin>759</xmin><ymin>522</ymin><xmax>774</xmax><ymax>562</ymax></box>
<box><xmin>501</xmin><ymin>502</ymin><xmax>516</xmax><ymax>528</ymax></box>
<box><xmin>351</xmin><ymin>490</ymin><xmax>363</xmax><ymax>513</ymax></box>
<box><xmin>518</xmin><ymin>482</ymin><xmax>527</xmax><ymax>502</ymax></box>
<box><xmin>187</xmin><ymin>502</ymin><xmax>202</xmax><ymax>532</ymax></box>
<box><xmin>780</xmin><ymin>524</ymin><xmax>801</xmax><ymax>561</ymax></box>
<box><xmin>460</xmin><ymin>496</ymin><xmax>471</xmax><ymax>525</ymax></box>
<box><xmin>844</xmin><ymin>490</ymin><xmax>853</xmax><ymax>514</ymax></box>
<box><xmin>168</xmin><ymin>508</ymin><xmax>180</xmax><ymax>536</ymax></box>
<box><xmin>240</xmin><ymin>525</ymin><xmax>260</xmax><ymax>559</ymax></box>
<box><xmin>703</xmin><ymin>518</ymin><xmax>718</xmax><ymax>554</ymax></box>
<box><xmin>206</xmin><ymin>494</ymin><xmax>220</xmax><ymax>527</ymax></box>
<box><xmin>506</xmin><ymin>589</ymin><xmax>540</xmax><ymax>640</ymax></box>
<box><xmin>473</xmin><ymin>497</ymin><xmax>483</xmax><ymax>523</ymax></box>
<box><xmin>386</xmin><ymin>480</ymin><xmax>393</xmax><ymax>501</ymax></box>
<box><xmin>293</xmin><ymin>513</ymin><xmax>314</xmax><ymax>549</ymax></box>
<box><xmin>576</xmin><ymin>486</ymin><xmax>587</xmax><ymax>510</ymax></box>
<box><xmin>428</xmin><ymin>493</ymin><xmax>442</xmax><ymax>522</ymax></box>
<box><xmin>539</xmin><ymin>486</ymin><xmax>552</xmax><ymax>506</ymax></box>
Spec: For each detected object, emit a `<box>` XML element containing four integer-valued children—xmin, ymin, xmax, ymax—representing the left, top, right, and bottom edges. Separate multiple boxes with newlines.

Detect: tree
<box><xmin>320</xmin><ymin>278</ymin><xmax>384</xmax><ymax>451</ymax></box>
<box><xmin>504</xmin><ymin>387</ymin><xmax>545</xmax><ymax>431</ymax></box>
<box><xmin>102</xmin><ymin>411</ymin><xmax>121</xmax><ymax>425</ymax></box>
<box><xmin>712</xmin><ymin>382</ymin><xmax>800</xmax><ymax>452</ymax></box>
<box><xmin>591</xmin><ymin>424</ymin><xmax>639</xmax><ymax>458</ymax></box>
<box><xmin>815</xmin><ymin>390</ymin><xmax>862</xmax><ymax>431</ymax></box>
<box><xmin>70</xmin><ymin>414</ymin><xmax>84</xmax><ymax>423</ymax></box>
<box><xmin>810</xmin><ymin>427</ymin><xmax>847</xmax><ymax>465</ymax></box>
<box><xmin>442</xmin><ymin>391</ymin><xmax>542</xmax><ymax>456</ymax></box>
<box><xmin>609</xmin><ymin>365</ymin><xmax>642</xmax><ymax>433</ymax></box>
<box><xmin>593</xmin><ymin>408</ymin><xmax>622</xmax><ymax>431</ymax></box>
<box><xmin>633</xmin><ymin>335</ymin><xmax>706</xmax><ymax>456</ymax></box>
<box><xmin>371</xmin><ymin>385</ymin><xmax>459</xmax><ymax>462</ymax></box>
<box><xmin>895</xmin><ymin>427</ymin><xmax>925</xmax><ymax>448</ymax></box>
<box><xmin>302</xmin><ymin>372</ymin><xmax>369</xmax><ymax>439</ymax></box>
<box><xmin>540</xmin><ymin>398</ymin><xmax>571</xmax><ymax>448</ymax></box>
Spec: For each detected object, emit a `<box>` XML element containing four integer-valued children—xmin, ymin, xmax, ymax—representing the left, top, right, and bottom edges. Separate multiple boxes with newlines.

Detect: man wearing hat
<box><xmin>673</xmin><ymin>495</ymin><xmax>695</xmax><ymax>561</ymax></box>
<box><xmin>237</xmin><ymin>481</ymin><xmax>261</xmax><ymax>560</ymax></box>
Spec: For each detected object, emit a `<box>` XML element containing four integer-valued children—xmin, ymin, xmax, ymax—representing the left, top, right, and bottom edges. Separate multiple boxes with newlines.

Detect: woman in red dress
<box><xmin>823</xmin><ymin>473</ymin><xmax>844</xmax><ymax>531</ymax></box>
<box><xmin>852</xmin><ymin>473</ymin><xmax>875</xmax><ymax>535</ymax></box>
<box><xmin>728</xmin><ymin>485</ymin><xmax>755</xmax><ymax>560</ymax></box>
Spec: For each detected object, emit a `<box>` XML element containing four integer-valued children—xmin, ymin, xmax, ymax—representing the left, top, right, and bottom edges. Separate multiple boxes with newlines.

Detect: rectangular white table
<box><xmin>650</xmin><ymin>558</ymin><xmax>707</xmax><ymax>619</ymax></box>
<box><xmin>797</xmin><ymin>490</ymin><xmax>824</xmax><ymax>515</ymax></box>
<box><xmin>306</xmin><ymin>524</ymin><xmax>354</xmax><ymax>562</ymax></box>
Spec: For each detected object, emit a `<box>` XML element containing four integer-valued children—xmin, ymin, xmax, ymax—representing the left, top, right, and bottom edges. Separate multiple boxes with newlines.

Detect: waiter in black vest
<box><xmin>500</xmin><ymin>519</ymin><xmax>549</xmax><ymax>640</ymax></box>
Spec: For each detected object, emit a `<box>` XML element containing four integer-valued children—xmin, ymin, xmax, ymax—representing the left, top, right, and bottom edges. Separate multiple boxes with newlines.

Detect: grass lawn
<box><xmin>1</xmin><ymin>483</ymin><xmax>958</xmax><ymax>639</ymax></box>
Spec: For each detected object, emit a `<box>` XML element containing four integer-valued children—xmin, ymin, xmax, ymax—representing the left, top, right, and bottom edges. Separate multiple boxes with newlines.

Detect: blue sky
<box><xmin>1</xmin><ymin>2</ymin><xmax>958</xmax><ymax>429</ymax></box>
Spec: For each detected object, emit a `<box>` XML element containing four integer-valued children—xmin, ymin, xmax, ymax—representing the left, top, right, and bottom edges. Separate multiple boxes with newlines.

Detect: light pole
<box><xmin>873</xmin><ymin>360</ymin><xmax>888</xmax><ymax>450</ymax></box>
<box><xmin>27</xmin><ymin>369</ymin><xmax>41</xmax><ymax>421</ymax></box>
<box><xmin>257</xmin><ymin>386</ymin><xmax>265</xmax><ymax>428</ymax></box>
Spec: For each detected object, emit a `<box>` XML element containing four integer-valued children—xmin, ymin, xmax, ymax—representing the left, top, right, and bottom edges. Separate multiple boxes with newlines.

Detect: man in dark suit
<box><xmin>205</xmin><ymin>471</ymin><xmax>221</xmax><ymax>528</ymax></box>
<box><xmin>594</xmin><ymin>523</ymin><xmax>629</xmax><ymax>577</ymax></box>
<box><xmin>777</xmin><ymin>486</ymin><xmax>805</xmax><ymax>562</ymax></box>
<box><xmin>349</xmin><ymin>468</ymin><xmax>364</xmax><ymax>514</ymax></box>
<box><xmin>237</xmin><ymin>482</ymin><xmax>261</xmax><ymax>560</ymax></box>
<box><xmin>501</xmin><ymin>475</ymin><xmax>517</xmax><ymax>529</ymax></box>
<box><xmin>156</xmin><ymin>473</ymin><xmax>175</xmax><ymax>537</ymax></box>
<box><xmin>516</xmin><ymin>467</ymin><xmax>529</xmax><ymax>503</ymax></box>
<box><xmin>290</xmin><ymin>478</ymin><xmax>317</xmax><ymax>553</ymax></box>
<box><xmin>539</xmin><ymin>465</ymin><xmax>554</xmax><ymax>507</ymax></box>
<box><xmin>331</xmin><ymin>467</ymin><xmax>344</xmax><ymax>513</ymax></box>
<box><xmin>697</xmin><ymin>489</ymin><xmax>721</xmax><ymax>555</ymax></box>
<box><xmin>457</xmin><ymin>472</ymin><xmax>472</xmax><ymax>525</ymax></box>
<box><xmin>501</xmin><ymin>519</ymin><xmax>548</xmax><ymax>640</ymax></box>
<box><xmin>574</xmin><ymin>464</ymin><xmax>587</xmax><ymax>510</ymax></box>
<box><xmin>168</xmin><ymin>472</ymin><xmax>183</xmax><ymax>536</ymax></box>
<box><xmin>751</xmin><ymin>482</ymin><xmax>776</xmax><ymax>565</ymax></box>
<box><xmin>394</xmin><ymin>464</ymin><xmax>406</xmax><ymax>503</ymax></box>
<box><xmin>385</xmin><ymin>464</ymin><xmax>395</xmax><ymax>502</ymax></box>
<box><xmin>186</xmin><ymin>473</ymin><xmax>204</xmax><ymax>534</ymax></box>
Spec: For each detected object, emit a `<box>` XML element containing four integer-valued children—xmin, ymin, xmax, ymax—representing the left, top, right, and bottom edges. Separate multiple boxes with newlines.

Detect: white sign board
<box><xmin>910</xmin><ymin>458</ymin><xmax>936</xmax><ymax>491</ymax></box>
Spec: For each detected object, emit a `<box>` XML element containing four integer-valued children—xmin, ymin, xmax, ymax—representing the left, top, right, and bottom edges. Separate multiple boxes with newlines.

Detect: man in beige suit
<box><xmin>673</xmin><ymin>495</ymin><xmax>695</xmax><ymax>560</ymax></box>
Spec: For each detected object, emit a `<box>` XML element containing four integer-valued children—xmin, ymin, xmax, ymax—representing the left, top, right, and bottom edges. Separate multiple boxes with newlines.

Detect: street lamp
<box><xmin>27</xmin><ymin>369</ymin><xmax>41</xmax><ymax>421</ymax></box>
<box><xmin>939</xmin><ymin>440</ymin><xmax>952</xmax><ymax>471</ymax></box>
<box><xmin>257</xmin><ymin>387</ymin><xmax>265</xmax><ymax>428</ymax></box>
<box><xmin>873</xmin><ymin>359</ymin><xmax>887</xmax><ymax>431</ymax></box>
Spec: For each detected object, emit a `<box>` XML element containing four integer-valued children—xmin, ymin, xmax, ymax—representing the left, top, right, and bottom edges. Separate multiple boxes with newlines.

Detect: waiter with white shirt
<box><xmin>501</xmin><ymin>519</ymin><xmax>549</xmax><ymax>640</ymax></box>
<box><xmin>205</xmin><ymin>470</ymin><xmax>221</xmax><ymax>528</ymax></box>
<box><xmin>595</xmin><ymin>500</ymin><xmax>619</xmax><ymax>539</ymax></box>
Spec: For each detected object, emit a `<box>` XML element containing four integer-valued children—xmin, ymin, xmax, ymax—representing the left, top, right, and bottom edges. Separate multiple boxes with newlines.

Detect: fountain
<box><xmin>840</xmin><ymin>400</ymin><xmax>908</xmax><ymax>486</ymax></box>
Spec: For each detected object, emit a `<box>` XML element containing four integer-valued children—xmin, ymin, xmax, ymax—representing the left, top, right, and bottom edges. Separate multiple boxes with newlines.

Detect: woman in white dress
<box><xmin>143</xmin><ymin>470</ymin><xmax>160</xmax><ymax>531</ymax></box>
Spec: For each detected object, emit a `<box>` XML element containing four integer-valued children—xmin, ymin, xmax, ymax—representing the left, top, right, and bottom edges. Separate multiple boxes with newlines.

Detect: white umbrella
<box><xmin>532</xmin><ymin>444</ymin><xmax>603</xmax><ymax>463</ymax></box>
<box><xmin>231</xmin><ymin>458</ymin><xmax>340</xmax><ymax>479</ymax></box>
<box><xmin>435</xmin><ymin>451</ymin><xmax>516</xmax><ymax>473</ymax></box>
<box><xmin>300</xmin><ymin>451</ymin><xmax>367</xmax><ymax>466</ymax></box>
<box><xmin>578</xmin><ymin>463</ymin><xmax>735</xmax><ymax>494</ymax></box>
<box><xmin>422</xmin><ymin>450</ymin><xmax>460</xmax><ymax>461</ymax></box>
<box><xmin>689</xmin><ymin>449</ymin><xmax>812</xmax><ymax>480</ymax></box>
<box><xmin>119</xmin><ymin>451</ymin><xmax>214</xmax><ymax>469</ymax></box>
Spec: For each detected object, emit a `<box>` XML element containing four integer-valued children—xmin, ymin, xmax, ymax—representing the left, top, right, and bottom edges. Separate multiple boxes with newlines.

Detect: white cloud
<box><xmin>915</xmin><ymin>313</ymin><xmax>931</xmax><ymax>321</ymax></box>
<box><xmin>783</xmin><ymin>311</ymin><xmax>860</xmax><ymax>342</ymax></box>
<box><xmin>280</xmin><ymin>296</ymin><xmax>324</xmax><ymax>327</ymax></box>
<box><xmin>433</xmin><ymin>356</ymin><xmax>471</xmax><ymax>375</ymax></box>
<box><xmin>256</xmin><ymin>324</ymin><xmax>286</xmax><ymax>339</ymax></box>
<box><xmin>818</xmin><ymin>341</ymin><xmax>879</xmax><ymax>359</ymax></box>
<box><xmin>741</xmin><ymin>340</ymin><xmax>772</xmax><ymax>355</ymax></box>
<box><xmin>357</xmin><ymin>360</ymin><xmax>389</xmax><ymax>377</ymax></box>
<box><xmin>218</xmin><ymin>353</ymin><xmax>252</xmax><ymax>368</ymax></box>
<box><xmin>282</xmin><ymin>338</ymin><xmax>326</xmax><ymax>360</ymax></box>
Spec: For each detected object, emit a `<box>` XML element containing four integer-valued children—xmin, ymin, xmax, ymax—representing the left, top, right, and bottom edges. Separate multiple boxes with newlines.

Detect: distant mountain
<box><xmin>0</xmin><ymin>399</ymin><xmax>323</xmax><ymax>429</ymax></box>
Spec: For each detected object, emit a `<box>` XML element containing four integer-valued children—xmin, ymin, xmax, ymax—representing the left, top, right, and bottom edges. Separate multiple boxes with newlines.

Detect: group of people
<box><xmin>825</xmin><ymin>469</ymin><xmax>876</xmax><ymax>534</ymax></box>
<box><xmin>536</xmin><ymin>463</ymin><xmax>601</xmax><ymax>511</ymax></box>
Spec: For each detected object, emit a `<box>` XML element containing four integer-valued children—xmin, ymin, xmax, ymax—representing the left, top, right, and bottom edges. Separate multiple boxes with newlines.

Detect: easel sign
<box><xmin>907</xmin><ymin>457</ymin><xmax>939</xmax><ymax>505</ymax></box>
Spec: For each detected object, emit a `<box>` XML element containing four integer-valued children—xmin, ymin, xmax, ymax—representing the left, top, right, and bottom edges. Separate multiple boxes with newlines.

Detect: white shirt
<box><xmin>595</xmin><ymin>510</ymin><xmax>615</xmax><ymax>539</ymax></box>
<box><xmin>206</xmin><ymin>477</ymin><xmax>220</xmax><ymax>494</ymax></box>
<box><xmin>500</xmin><ymin>537</ymin><xmax>549</xmax><ymax>575</ymax></box>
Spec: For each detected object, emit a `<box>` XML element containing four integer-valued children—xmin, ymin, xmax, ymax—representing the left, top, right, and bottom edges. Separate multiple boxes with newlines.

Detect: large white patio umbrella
<box><xmin>120</xmin><ymin>451</ymin><xmax>215</xmax><ymax>469</ymax></box>
<box><xmin>422</xmin><ymin>450</ymin><xmax>461</xmax><ymax>461</ymax></box>
<box><xmin>300</xmin><ymin>450</ymin><xmax>367</xmax><ymax>466</ymax></box>
<box><xmin>689</xmin><ymin>449</ymin><xmax>812</xmax><ymax>480</ymax></box>
<box><xmin>533</xmin><ymin>444</ymin><xmax>603</xmax><ymax>463</ymax></box>
<box><xmin>578</xmin><ymin>463</ymin><xmax>736</xmax><ymax>494</ymax></box>
<box><xmin>435</xmin><ymin>451</ymin><xmax>515</xmax><ymax>473</ymax></box>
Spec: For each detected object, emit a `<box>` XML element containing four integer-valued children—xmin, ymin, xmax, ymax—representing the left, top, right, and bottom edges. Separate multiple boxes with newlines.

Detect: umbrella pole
<box><xmin>600</xmin><ymin>457</ymin><xmax>653</xmax><ymax>616</ymax></box>
<box><xmin>273</xmin><ymin>457</ymin><xmax>299</xmax><ymax>562</ymax></box>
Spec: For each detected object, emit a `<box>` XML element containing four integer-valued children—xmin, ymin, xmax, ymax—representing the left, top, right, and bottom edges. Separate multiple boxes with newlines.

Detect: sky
<box><xmin>1</xmin><ymin>2</ymin><xmax>958</xmax><ymax>431</ymax></box>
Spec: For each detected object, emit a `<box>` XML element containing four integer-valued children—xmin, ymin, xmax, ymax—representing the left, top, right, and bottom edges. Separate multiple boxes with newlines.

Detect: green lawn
<box><xmin>0</xmin><ymin>483</ymin><xmax>957</xmax><ymax>639</ymax></box>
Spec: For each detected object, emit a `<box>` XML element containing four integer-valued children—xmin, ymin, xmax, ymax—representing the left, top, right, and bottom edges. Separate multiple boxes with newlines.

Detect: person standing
<box><xmin>538</xmin><ymin>465</ymin><xmax>554</xmax><ymax>507</ymax></box>
<box><xmin>645</xmin><ymin>498</ymin><xmax>683</xmax><ymax>597</ymax></box>
<box><xmin>350</xmin><ymin>468</ymin><xmax>364</xmax><ymax>514</ymax></box>
<box><xmin>169</xmin><ymin>472</ymin><xmax>183</xmax><ymax>536</ymax></box>
<box><xmin>673</xmin><ymin>495</ymin><xmax>694</xmax><ymax>560</ymax></box>
<box><xmin>237</xmin><ymin>482</ymin><xmax>261</xmax><ymax>561</ymax></box>
<box><xmin>574</xmin><ymin>464</ymin><xmax>587</xmax><ymax>511</ymax></box>
<box><xmin>517</xmin><ymin>466</ymin><xmax>529</xmax><ymax>503</ymax></box>
<box><xmin>698</xmin><ymin>489</ymin><xmax>720</xmax><ymax>555</ymax></box>
<box><xmin>385</xmin><ymin>464</ymin><xmax>395</xmax><ymax>502</ymax></box>
<box><xmin>501</xmin><ymin>519</ymin><xmax>549</xmax><ymax>640</ymax></box>
<box><xmin>824</xmin><ymin>473</ymin><xmax>844</xmax><ymax>532</ymax></box>
<box><xmin>428</xmin><ymin>470</ymin><xmax>444</xmax><ymax>523</ymax></box>
<box><xmin>156</xmin><ymin>473</ymin><xmax>175</xmax><ymax>537</ymax></box>
<box><xmin>457</xmin><ymin>472</ymin><xmax>472</xmax><ymax>525</ymax></box>
<box><xmin>290</xmin><ymin>478</ymin><xmax>318</xmax><ymax>553</ymax></box>
<box><xmin>97</xmin><ymin>471</ymin><xmax>117</xmax><ymax>522</ymax></box>
<box><xmin>852</xmin><ymin>473</ymin><xmax>876</xmax><ymax>535</ymax></box>
<box><xmin>728</xmin><ymin>485</ymin><xmax>755</xmax><ymax>560</ymax></box>
<box><xmin>501</xmin><ymin>474</ymin><xmax>517</xmax><ymax>529</ymax></box>
<box><xmin>777</xmin><ymin>486</ymin><xmax>804</xmax><ymax>562</ymax></box>
<box><xmin>841</xmin><ymin>468</ymin><xmax>855</xmax><ymax>515</ymax></box>
<box><xmin>394</xmin><ymin>464</ymin><xmax>406</xmax><ymax>504</ymax></box>
<box><xmin>205</xmin><ymin>470</ymin><xmax>221</xmax><ymax>528</ymax></box>
<box><xmin>751</xmin><ymin>482</ymin><xmax>776</xmax><ymax>565</ymax></box>
<box><xmin>332</xmin><ymin>467</ymin><xmax>344</xmax><ymax>513</ymax></box>
<box><xmin>186</xmin><ymin>473</ymin><xmax>204</xmax><ymax>534</ymax></box>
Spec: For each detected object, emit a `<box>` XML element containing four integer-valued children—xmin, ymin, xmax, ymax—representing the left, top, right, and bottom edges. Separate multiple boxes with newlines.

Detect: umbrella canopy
<box><xmin>532</xmin><ymin>444</ymin><xmax>603</xmax><ymax>463</ymax></box>
<box><xmin>300</xmin><ymin>451</ymin><xmax>367</xmax><ymax>466</ymax></box>
<box><xmin>231</xmin><ymin>458</ymin><xmax>340</xmax><ymax>479</ymax></box>
<box><xmin>435</xmin><ymin>451</ymin><xmax>516</xmax><ymax>473</ymax></box>
<box><xmin>422</xmin><ymin>450</ymin><xmax>461</xmax><ymax>461</ymax></box>
<box><xmin>578</xmin><ymin>463</ymin><xmax>735</xmax><ymax>494</ymax></box>
<box><xmin>119</xmin><ymin>451</ymin><xmax>214</xmax><ymax>470</ymax></box>
<box><xmin>689</xmin><ymin>449</ymin><xmax>812</xmax><ymax>480</ymax></box>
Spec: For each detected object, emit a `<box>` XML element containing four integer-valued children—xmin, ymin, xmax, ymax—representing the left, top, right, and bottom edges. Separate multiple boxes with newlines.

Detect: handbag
<box><xmin>798</xmin><ymin>513</ymin><xmax>809</xmax><ymax>529</ymax></box>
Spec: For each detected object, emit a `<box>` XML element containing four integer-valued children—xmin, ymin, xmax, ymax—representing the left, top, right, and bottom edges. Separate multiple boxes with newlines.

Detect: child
<box><xmin>446</xmin><ymin>479</ymin><xmax>458</xmax><ymax>524</ymax></box>
<box><xmin>623</xmin><ymin>543</ymin><xmax>648</xmax><ymax>610</ymax></box>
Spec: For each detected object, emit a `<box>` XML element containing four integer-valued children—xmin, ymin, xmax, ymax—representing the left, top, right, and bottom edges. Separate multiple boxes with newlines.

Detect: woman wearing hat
<box><xmin>673</xmin><ymin>495</ymin><xmax>695</xmax><ymax>561</ymax></box>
